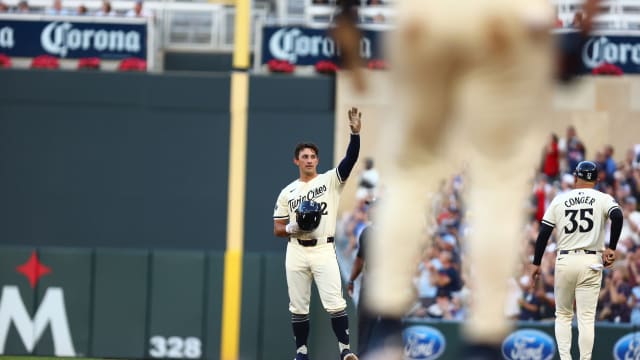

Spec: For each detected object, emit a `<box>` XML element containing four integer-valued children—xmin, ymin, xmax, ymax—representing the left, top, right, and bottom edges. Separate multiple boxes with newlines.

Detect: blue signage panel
<box><xmin>403</xmin><ymin>325</ymin><xmax>446</xmax><ymax>360</ymax></box>
<box><xmin>501</xmin><ymin>328</ymin><xmax>555</xmax><ymax>360</ymax></box>
<box><xmin>260</xmin><ymin>25</ymin><xmax>384</xmax><ymax>66</ymax></box>
<box><xmin>260</xmin><ymin>25</ymin><xmax>640</xmax><ymax>74</ymax></box>
<box><xmin>613</xmin><ymin>331</ymin><xmax>640</xmax><ymax>360</ymax></box>
<box><xmin>0</xmin><ymin>17</ymin><xmax>147</xmax><ymax>60</ymax></box>
<box><xmin>582</xmin><ymin>35</ymin><xmax>640</xmax><ymax>74</ymax></box>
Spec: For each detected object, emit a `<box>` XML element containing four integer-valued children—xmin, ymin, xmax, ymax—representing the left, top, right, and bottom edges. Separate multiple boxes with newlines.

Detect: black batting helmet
<box><xmin>296</xmin><ymin>200</ymin><xmax>322</xmax><ymax>231</ymax></box>
<box><xmin>574</xmin><ymin>161</ymin><xmax>598</xmax><ymax>182</ymax></box>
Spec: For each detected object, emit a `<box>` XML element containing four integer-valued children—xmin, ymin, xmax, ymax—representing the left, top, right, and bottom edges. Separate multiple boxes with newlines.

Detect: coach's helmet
<box><xmin>574</xmin><ymin>161</ymin><xmax>598</xmax><ymax>182</ymax></box>
<box><xmin>296</xmin><ymin>200</ymin><xmax>322</xmax><ymax>231</ymax></box>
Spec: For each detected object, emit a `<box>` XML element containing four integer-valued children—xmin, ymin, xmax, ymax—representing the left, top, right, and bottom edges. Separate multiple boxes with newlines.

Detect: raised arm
<box><xmin>337</xmin><ymin>107</ymin><xmax>361</xmax><ymax>182</ymax></box>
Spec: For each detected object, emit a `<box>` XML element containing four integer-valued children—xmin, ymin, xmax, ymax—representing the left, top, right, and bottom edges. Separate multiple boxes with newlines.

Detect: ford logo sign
<box><xmin>402</xmin><ymin>325</ymin><xmax>446</xmax><ymax>360</ymax></box>
<box><xmin>501</xmin><ymin>329</ymin><xmax>555</xmax><ymax>360</ymax></box>
<box><xmin>613</xmin><ymin>332</ymin><xmax>640</xmax><ymax>360</ymax></box>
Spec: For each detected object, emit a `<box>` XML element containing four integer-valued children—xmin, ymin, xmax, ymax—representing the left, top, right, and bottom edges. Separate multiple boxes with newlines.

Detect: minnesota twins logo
<box><xmin>288</xmin><ymin>185</ymin><xmax>327</xmax><ymax>211</ymax></box>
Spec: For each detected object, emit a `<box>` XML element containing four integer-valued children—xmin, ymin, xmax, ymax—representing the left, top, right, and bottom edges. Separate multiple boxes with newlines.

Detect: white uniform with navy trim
<box><xmin>274</xmin><ymin>168</ymin><xmax>347</xmax><ymax>314</ymax></box>
<box><xmin>542</xmin><ymin>188</ymin><xmax>620</xmax><ymax>251</ymax></box>
<box><xmin>541</xmin><ymin>188</ymin><xmax>620</xmax><ymax>360</ymax></box>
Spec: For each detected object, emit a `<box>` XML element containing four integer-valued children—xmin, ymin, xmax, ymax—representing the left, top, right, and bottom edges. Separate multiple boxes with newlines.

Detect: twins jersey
<box><xmin>542</xmin><ymin>188</ymin><xmax>620</xmax><ymax>251</ymax></box>
<box><xmin>273</xmin><ymin>168</ymin><xmax>344</xmax><ymax>239</ymax></box>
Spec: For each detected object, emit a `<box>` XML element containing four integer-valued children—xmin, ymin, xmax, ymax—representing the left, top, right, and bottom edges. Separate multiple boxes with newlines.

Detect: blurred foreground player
<box><xmin>331</xmin><ymin>0</ymin><xmax>602</xmax><ymax>359</ymax></box>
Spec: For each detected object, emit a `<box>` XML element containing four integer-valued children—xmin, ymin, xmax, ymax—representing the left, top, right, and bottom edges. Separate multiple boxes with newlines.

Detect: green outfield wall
<box><xmin>0</xmin><ymin>70</ymin><xmax>335</xmax><ymax>252</ymax></box>
<box><xmin>0</xmin><ymin>70</ymin><xmax>340</xmax><ymax>359</ymax></box>
<box><xmin>0</xmin><ymin>247</ymin><xmax>355</xmax><ymax>360</ymax></box>
<box><xmin>0</xmin><ymin>246</ymin><xmax>637</xmax><ymax>360</ymax></box>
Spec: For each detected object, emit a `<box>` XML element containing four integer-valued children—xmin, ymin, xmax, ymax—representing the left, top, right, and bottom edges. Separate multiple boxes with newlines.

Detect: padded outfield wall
<box><xmin>0</xmin><ymin>70</ymin><xmax>348</xmax><ymax>359</ymax></box>
<box><xmin>1</xmin><ymin>70</ymin><xmax>640</xmax><ymax>360</ymax></box>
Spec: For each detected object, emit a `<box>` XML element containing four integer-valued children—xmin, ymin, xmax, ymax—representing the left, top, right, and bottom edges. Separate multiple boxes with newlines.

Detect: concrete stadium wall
<box><xmin>334</xmin><ymin>72</ymin><xmax>640</xmax><ymax>214</ymax></box>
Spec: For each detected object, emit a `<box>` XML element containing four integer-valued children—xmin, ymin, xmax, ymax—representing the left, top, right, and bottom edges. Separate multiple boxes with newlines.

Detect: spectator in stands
<box><xmin>518</xmin><ymin>284</ymin><xmax>541</xmax><ymax>321</ymax></box>
<box><xmin>598</xmin><ymin>269</ymin><xmax>632</xmax><ymax>323</ymax></box>
<box><xmin>75</xmin><ymin>4</ymin><xmax>87</xmax><ymax>15</ymax></box>
<box><xmin>621</xmin><ymin>196</ymin><xmax>640</xmax><ymax>246</ymax></box>
<box><xmin>595</xmin><ymin>150</ymin><xmax>606</xmax><ymax>172</ymax></box>
<box><xmin>555</xmin><ymin>17</ymin><xmax>564</xmax><ymax>28</ymax></box>
<box><xmin>633</xmin><ymin>168</ymin><xmax>640</xmax><ymax>199</ymax></box>
<box><xmin>47</xmin><ymin>0</ymin><xmax>70</xmax><ymax>15</ymax></box>
<box><xmin>604</xmin><ymin>145</ymin><xmax>618</xmax><ymax>184</ymax></box>
<box><xmin>619</xmin><ymin>147</ymin><xmax>639</xmax><ymax>173</ymax></box>
<box><xmin>364</xmin><ymin>0</ymin><xmax>386</xmax><ymax>22</ymax></box>
<box><xmin>95</xmin><ymin>0</ymin><xmax>115</xmax><ymax>16</ymax></box>
<box><xmin>355</xmin><ymin>157</ymin><xmax>379</xmax><ymax>201</ymax></box>
<box><xmin>571</xmin><ymin>11</ymin><xmax>584</xmax><ymax>29</ymax></box>
<box><xmin>630</xmin><ymin>285</ymin><xmax>640</xmax><ymax>324</ymax></box>
<box><xmin>414</xmin><ymin>248</ymin><xmax>439</xmax><ymax>309</ymax></box>
<box><xmin>553</xmin><ymin>7</ymin><xmax>563</xmax><ymax>28</ymax></box>
<box><xmin>430</xmin><ymin>250</ymin><xmax>462</xmax><ymax>299</ymax></box>
<box><xmin>559</xmin><ymin>125</ymin><xmax>586</xmax><ymax>174</ymax></box>
<box><xmin>532</xmin><ymin>175</ymin><xmax>548</xmax><ymax>222</ymax></box>
<box><xmin>126</xmin><ymin>0</ymin><xmax>152</xmax><ymax>18</ymax></box>
<box><xmin>426</xmin><ymin>289</ymin><xmax>458</xmax><ymax>320</ymax></box>
<box><xmin>343</xmin><ymin>198</ymin><xmax>371</xmax><ymax>253</ymax></box>
<box><xmin>542</xmin><ymin>133</ymin><xmax>560</xmax><ymax>181</ymax></box>
<box><xmin>16</xmin><ymin>0</ymin><xmax>30</xmax><ymax>12</ymax></box>
<box><xmin>0</xmin><ymin>2</ymin><xmax>8</xmax><ymax>12</ymax></box>
<box><xmin>627</xmin><ymin>246</ymin><xmax>640</xmax><ymax>286</ymax></box>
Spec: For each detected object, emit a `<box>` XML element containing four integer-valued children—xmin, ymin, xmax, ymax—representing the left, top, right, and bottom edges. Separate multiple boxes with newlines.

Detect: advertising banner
<box><xmin>401</xmin><ymin>319</ymin><xmax>639</xmax><ymax>359</ymax></box>
<box><xmin>581</xmin><ymin>34</ymin><xmax>640</xmax><ymax>74</ymax></box>
<box><xmin>259</xmin><ymin>25</ymin><xmax>385</xmax><ymax>66</ymax></box>
<box><xmin>0</xmin><ymin>15</ymin><xmax>147</xmax><ymax>60</ymax></box>
<box><xmin>259</xmin><ymin>25</ymin><xmax>640</xmax><ymax>74</ymax></box>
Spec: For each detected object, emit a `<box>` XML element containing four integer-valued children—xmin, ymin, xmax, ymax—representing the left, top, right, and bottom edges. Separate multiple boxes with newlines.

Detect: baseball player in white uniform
<box><xmin>273</xmin><ymin>108</ymin><xmax>362</xmax><ymax>360</ymax></box>
<box><xmin>530</xmin><ymin>161</ymin><xmax>623</xmax><ymax>360</ymax></box>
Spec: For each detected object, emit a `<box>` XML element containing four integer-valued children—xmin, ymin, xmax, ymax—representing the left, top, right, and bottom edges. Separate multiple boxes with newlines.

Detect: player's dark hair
<box><xmin>294</xmin><ymin>143</ymin><xmax>319</xmax><ymax>159</ymax></box>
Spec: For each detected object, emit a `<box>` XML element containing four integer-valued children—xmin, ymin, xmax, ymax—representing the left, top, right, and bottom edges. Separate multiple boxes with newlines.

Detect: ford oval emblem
<box><xmin>613</xmin><ymin>332</ymin><xmax>640</xmax><ymax>360</ymax></box>
<box><xmin>403</xmin><ymin>325</ymin><xmax>446</xmax><ymax>360</ymax></box>
<box><xmin>501</xmin><ymin>329</ymin><xmax>555</xmax><ymax>360</ymax></box>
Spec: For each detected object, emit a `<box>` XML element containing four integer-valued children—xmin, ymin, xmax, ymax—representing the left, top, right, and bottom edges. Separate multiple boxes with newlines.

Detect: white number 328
<box><xmin>149</xmin><ymin>336</ymin><xmax>202</xmax><ymax>359</ymax></box>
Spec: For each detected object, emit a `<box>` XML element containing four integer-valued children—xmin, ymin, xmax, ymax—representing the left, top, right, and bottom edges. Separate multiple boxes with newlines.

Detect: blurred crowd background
<box><xmin>0</xmin><ymin>0</ymin><xmax>152</xmax><ymax>17</ymax></box>
<box><xmin>337</xmin><ymin>125</ymin><xmax>640</xmax><ymax>325</ymax></box>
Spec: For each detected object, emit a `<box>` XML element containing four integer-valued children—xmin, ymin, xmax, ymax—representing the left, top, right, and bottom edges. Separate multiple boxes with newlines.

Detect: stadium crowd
<box><xmin>337</xmin><ymin>126</ymin><xmax>640</xmax><ymax>324</ymax></box>
<box><xmin>0</xmin><ymin>0</ymin><xmax>152</xmax><ymax>17</ymax></box>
